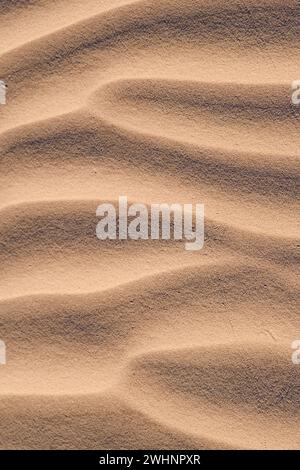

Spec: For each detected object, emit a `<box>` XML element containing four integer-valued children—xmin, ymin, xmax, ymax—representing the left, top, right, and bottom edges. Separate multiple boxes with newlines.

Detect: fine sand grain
<box><xmin>0</xmin><ymin>0</ymin><xmax>299</xmax><ymax>449</ymax></box>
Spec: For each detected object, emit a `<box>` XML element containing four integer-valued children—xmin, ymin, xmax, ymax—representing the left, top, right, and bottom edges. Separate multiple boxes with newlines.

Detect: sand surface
<box><xmin>0</xmin><ymin>0</ymin><xmax>299</xmax><ymax>449</ymax></box>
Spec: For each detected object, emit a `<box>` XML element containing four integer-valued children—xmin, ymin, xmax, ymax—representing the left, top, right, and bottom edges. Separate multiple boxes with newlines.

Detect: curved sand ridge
<box><xmin>0</xmin><ymin>0</ymin><xmax>299</xmax><ymax>449</ymax></box>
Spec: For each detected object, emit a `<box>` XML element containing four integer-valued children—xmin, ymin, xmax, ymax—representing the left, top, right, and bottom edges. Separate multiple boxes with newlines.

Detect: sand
<box><xmin>0</xmin><ymin>0</ymin><xmax>299</xmax><ymax>450</ymax></box>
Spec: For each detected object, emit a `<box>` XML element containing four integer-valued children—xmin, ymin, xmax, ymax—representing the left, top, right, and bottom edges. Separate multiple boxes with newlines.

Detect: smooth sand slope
<box><xmin>0</xmin><ymin>0</ymin><xmax>299</xmax><ymax>449</ymax></box>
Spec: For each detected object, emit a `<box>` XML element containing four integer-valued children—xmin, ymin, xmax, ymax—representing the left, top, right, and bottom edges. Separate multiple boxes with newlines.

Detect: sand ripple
<box><xmin>0</xmin><ymin>0</ymin><xmax>299</xmax><ymax>449</ymax></box>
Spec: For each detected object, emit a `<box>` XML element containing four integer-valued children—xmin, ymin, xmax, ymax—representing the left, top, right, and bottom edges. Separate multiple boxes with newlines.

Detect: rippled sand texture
<box><xmin>0</xmin><ymin>0</ymin><xmax>299</xmax><ymax>450</ymax></box>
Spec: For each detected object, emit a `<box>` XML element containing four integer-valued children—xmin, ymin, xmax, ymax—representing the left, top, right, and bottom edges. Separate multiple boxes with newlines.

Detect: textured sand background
<box><xmin>0</xmin><ymin>0</ymin><xmax>299</xmax><ymax>449</ymax></box>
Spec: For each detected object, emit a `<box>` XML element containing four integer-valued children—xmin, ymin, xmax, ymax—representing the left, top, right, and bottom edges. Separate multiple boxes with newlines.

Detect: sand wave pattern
<box><xmin>0</xmin><ymin>0</ymin><xmax>299</xmax><ymax>450</ymax></box>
